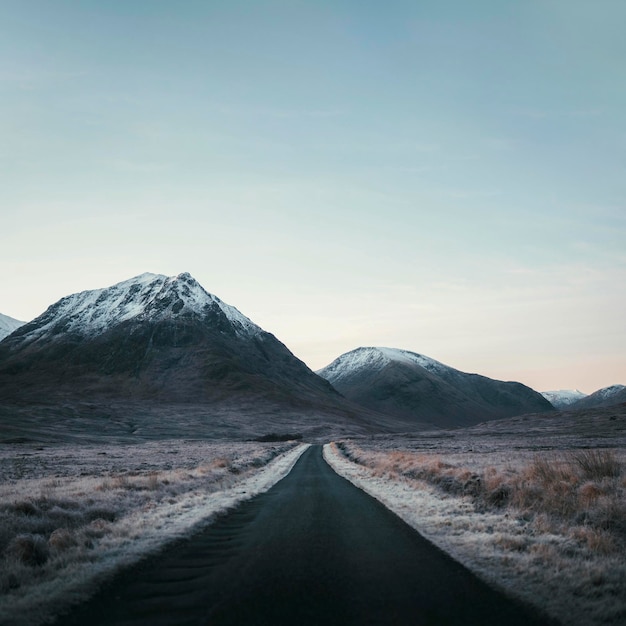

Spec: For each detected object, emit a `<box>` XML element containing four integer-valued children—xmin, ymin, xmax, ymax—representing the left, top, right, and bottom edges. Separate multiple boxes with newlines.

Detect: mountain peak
<box><xmin>596</xmin><ymin>384</ymin><xmax>626</xmax><ymax>398</ymax></box>
<box><xmin>540</xmin><ymin>389</ymin><xmax>588</xmax><ymax>409</ymax></box>
<box><xmin>318</xmin><ymin>346</ymin><xmax>448</xmax><ymax>382</ymax></box>
<box><xmin>0</xmin><ymin>273</ymin><xmax>357</xmax><ymax>427</ymax></box>
<box><xmin>567</xmin><ymin>383</ymin><xmax>626</xmax><ymax>410</ymax></box>
<box><xmin>14</xmin><ymin>272</ymin><xmax>260</xmax><ymax>343</ymax></box>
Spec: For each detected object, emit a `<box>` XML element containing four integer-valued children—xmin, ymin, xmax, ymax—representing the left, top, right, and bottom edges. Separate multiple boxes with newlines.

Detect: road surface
<box><xmin>54</xmin><ymin>445</ymin><xmax>552</xmax><ymax>625</ymax></box>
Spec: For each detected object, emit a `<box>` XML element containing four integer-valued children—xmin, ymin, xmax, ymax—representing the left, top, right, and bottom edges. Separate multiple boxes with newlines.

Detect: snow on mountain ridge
<box><xmin>21</xmin><ymin>272</ymin><xmax>260</xmax><ymax>341</ymax></box>
<box><xmin>318</xmin><ymin>346</ymin><xmax>450</xmax><ymax>383</ymax></box>
<box><xmin>0</xmin><ymin>313</ymin><xmax>26</xmax><ymax>342</ymax></box>
<box><xmin>376</xmin><ymin>347</ymin><xmax>450</xmax><ymax>374</ymax></box>
<box><xmin>595</xmin><ymin>384</ymin><xmax>626</xmax><ymax>400</ymax></box>
<box><xmin>540</xmin><ymin>389</ymin><xmax>587</xmax><ymax>408</ymax></box>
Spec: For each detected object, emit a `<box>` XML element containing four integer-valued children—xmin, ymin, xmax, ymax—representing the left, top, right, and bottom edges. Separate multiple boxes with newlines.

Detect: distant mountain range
<box><xmin>540</xmin><ymin>386</ymin><xmax>626</xmax><ymax>410</ymax></box>
<box><xmin>1</xmin><ymin>274</ymin><xmax>623</xmax><ymax>440</ymax></box>
<box><xmin>569</xmin><ymin>384</ymin><xmax>626</xmax><ymax>410</ymax></box>
<box><xmin>0</xmin><ymin>313</ymin><xmax>24</xmax><ymax>342</ymax></box>
<box><xmin>317</xmin><ymin>347</ymin><xmax>554</xmax><ymax>428</ymax></box>
<box><xmin>540</xmin><ymin>389</ymin><xmax>588</xmax><ymax>409</ymax></box>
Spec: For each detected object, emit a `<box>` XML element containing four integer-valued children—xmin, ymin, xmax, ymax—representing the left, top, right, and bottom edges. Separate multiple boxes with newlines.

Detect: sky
<box><xmin>1</xmin><ymin>0</ymin><xmax>625</xmax><ymax>394</ymax></box>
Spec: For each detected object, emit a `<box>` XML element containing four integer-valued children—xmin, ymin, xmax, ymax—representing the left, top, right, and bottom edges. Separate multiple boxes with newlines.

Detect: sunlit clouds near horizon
<box><xmin>1</xmin><ymin>1</ymin><xmax>625</xmax><ymax>394</ymax></box>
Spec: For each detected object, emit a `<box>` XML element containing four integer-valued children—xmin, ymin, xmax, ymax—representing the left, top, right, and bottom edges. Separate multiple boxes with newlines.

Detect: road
<box><xmin>54</xmin><ymin>445</ymin><xmax>552</xmax><ymax>625</ymax></box>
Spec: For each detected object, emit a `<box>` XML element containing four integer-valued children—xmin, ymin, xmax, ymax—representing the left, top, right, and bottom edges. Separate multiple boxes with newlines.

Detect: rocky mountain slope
<box><xmin>318</xmin><ymin>347</ymin><xmax>554</xmax><ymax>428</ymax></box>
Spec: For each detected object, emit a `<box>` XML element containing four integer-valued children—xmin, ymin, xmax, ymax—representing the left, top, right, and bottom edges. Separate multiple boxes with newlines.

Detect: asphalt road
<box><xmin>54</xmin><ymin>445</ymin><xmax>553</xmax><ymax>626</ymax></box>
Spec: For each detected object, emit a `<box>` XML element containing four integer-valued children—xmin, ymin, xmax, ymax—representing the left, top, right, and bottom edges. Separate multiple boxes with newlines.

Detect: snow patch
<box><xmin>540</xmin><ymin>389</ymin><xmax>588</xmax><ymax>408</ymax></box>
<box><xmin>318</xmin><ymin>346</ymin><xmax>451</xmax><ymax>383</ymax></box>
<box><xmin>594</xmin><ymin>384</ymin><xmax>626</xmax><ymax>400</ymax></box>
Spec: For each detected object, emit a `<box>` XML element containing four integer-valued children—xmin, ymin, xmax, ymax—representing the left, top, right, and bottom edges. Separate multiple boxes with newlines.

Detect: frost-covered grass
<box><xmin>325</xmin><ymin>441</ymin><xmax>626</xmax><ymax>626</ymax></box>
<box><xmin>0</xmin><ymin>440</ymin><xmax>308</xmax><ymax>626</ymax></box>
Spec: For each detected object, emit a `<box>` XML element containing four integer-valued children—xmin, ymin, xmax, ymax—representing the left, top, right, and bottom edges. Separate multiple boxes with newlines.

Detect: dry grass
<box><xmin>330</xmin><ymin>440</ymin><xmax>626</xmax><ymax>625</ymax></box>
<box><xmin>337</xmin><ymin>443</ymin><xmax>626</xmax><ymax>542</ymax></box>
<box><xmin>0</xmin><ymin>440</ymin><xmax>301</xmax><ymax>624</ymax></box>
<box><xmin>571</xmin><ymin>448</ymin><xmax>622</xmax><ymax>479</ymax></box>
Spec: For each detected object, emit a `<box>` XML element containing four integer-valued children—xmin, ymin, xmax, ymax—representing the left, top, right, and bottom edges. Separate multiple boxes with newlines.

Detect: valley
<box><xmin>0</xmin><ymin>272</ymin><xmax>624</xmax><ymax>625</ymax></box>
<box><xmin>4</xmin><ymin>1</ymin><xmax>624</xmax><ymax>623</ymax></box>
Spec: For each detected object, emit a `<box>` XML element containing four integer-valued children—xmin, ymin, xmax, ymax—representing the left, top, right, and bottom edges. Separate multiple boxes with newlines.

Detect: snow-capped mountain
<box><xmin>570</xmin><ymin>384</ymin><xmax>626</xmax><ymax>410</ymax></box>
<box><xmin>318</xmin><ymin>347</ymin><xmax>554</xmax><ymax>428</ymax></box>
<box><xmin>0</xmin><ymin>273</ymin><xmax>338</xmax><ymax>408</ymax></box>
<box><xmin>0</xmin><ymin>313</ymin><xmax>25</xmax><ymax>342</ymax></box>
<box><xmin>15</xmin><ymin>272</ymin><xmax>259</xmax><ymax>344</ymax></box>
<box><xmin>540</xmin><ymin>389</ymin><xmax>588</xmax><ymax>409</ymax></box>
<box><xmin>320</xmin><ymin>346</ymin><xmax>451</xmax><ymax>382</ymax></box>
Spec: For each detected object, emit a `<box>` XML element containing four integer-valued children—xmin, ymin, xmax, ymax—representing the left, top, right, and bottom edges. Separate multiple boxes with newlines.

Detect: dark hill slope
<box><xmin>318</xmin><ymin>347</ymin><xmax>554</xmax><ymax>428</ymax></box>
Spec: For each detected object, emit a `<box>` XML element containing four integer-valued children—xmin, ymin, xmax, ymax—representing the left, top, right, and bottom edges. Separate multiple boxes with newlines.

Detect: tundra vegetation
<box><xmin>0</xmin><ymin>440</ymin><xmax>302</xmax><ymax>626</ymax></box>
<box><xmin>326</xmin><ymin>412</ymin><xmax>626</xmax><ymax>626</ymax></box>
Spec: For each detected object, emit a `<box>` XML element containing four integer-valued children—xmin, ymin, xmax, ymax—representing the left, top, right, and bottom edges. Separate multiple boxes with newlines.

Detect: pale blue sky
<box><xmin>2</xmin><ymin>1</ymin><xmax>625</xmax><ymax>392</ymax></box>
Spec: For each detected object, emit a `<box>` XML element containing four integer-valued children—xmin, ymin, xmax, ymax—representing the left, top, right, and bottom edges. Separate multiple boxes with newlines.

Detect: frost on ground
<box><xmin>0</xmin><ymin>440</ymin><xmax>308</xmax><ymax>626</ymax></box>
<box><xmin>324</xmin><ymin>440</ymin><xmax>626</xmax><ymax>626</ymax></box>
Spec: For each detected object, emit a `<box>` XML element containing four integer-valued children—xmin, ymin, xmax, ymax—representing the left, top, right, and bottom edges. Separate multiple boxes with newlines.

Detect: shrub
<box><xmin>486</xmin><ymin>483</ymin><xmax>512</xmax><ymax>507</ymax></box>
<box><xmin>578</xmin><ymin>481</ymin><xmax>605</xmax><ymax>507</ymax></box>
<box><xmin>6</xmin><ymin>534</ymin><xmax>49</xmax><ymax>566</ymax></box>
<box><xmin>526</xmin><ymin>455</ymin><xmax>578</xmax><ymax>485</ymax></box>
<box><xmin>86</xmin><ymin>506</ymin><xmax>116</xmax><ymax>522</ymax></box>
<box><xmin>571</xmin><ymin>449</ymin><xmax>621</xmax><ymax>480</ymax></box>
<box><xmin>84</xmin><ymin>518</ymin><xmax>110</xmax><ymax>538</ymax></box>
<box><xmin>571</xmin><ymin>527</ymin><xmax>615</xmax><ymax>554</ymax></box>
<box><xmin>11</xmin><ymin>500</ymin><xmax>40</xmax><ymax>516</ymax></box>
<box><xmin>48</xmin><ymin>528</ymin><xmax>77</xmax><ymax>552</ymax></box>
